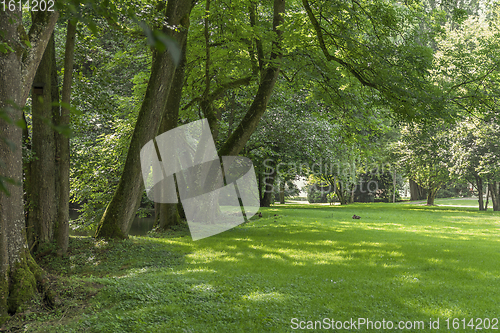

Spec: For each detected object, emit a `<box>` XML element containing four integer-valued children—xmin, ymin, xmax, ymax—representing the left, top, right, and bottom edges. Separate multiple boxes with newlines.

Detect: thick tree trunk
<box><xmin>0</xmin><ymin>26</ymin><xmax>25</xmax><ymax>317</ymax></box>
<box><xmin>279</xmin><ymin>180</ymin><xmax>285</xmax><ymax>204</ymax></box>
<box><xmin>155</xmin><ymin>17</ymin><xmax>189</xmax><ymax>231</ymax></box>
<box><xmin>95</xmin><ymin>0</ymin><xmax>195</xmax><ymax>239</ymax></box>
<box><xmin>260</xmin><ymin>160</ymin><xmax>278</xmax><ymax>207</ymax></box>
<box><xmin>26</xmin><ymin>34</ymin><xmax>58</xmax><ymax>251</ymax></box>
<box><xmin>0</xmin><ymin>9</ymin><xmax>58</xmax><ymax>322</ymax></box>
<box><xmin>409</xmin><ymin>179</ymin><xmax>427</xmax><ymax>201</ymax></box>
<box><xmin>490</xmin><ymin>181</ymin><xmax>500</xmax><ymax>211</ymax></box>
<box><xmin>257</xmin><ymin>171</ymin><xmax>263</xmax><ymax>202</ymax></box>
<box><xmin>55</xmin><ymin>20</ymin><xmax>77</xmax><ymax>255</ymax></box>
<box><xmin>426</xmin><ymin>187</ymin><xmax>438</xmax><ymax>205</ymax></box>
<box><xmin>261</xmin><ymin>161</ymin><xmax>277</xmax><ymax>207</ymax></box>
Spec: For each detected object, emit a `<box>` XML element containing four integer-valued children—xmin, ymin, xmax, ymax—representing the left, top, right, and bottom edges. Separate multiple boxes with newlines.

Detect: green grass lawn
<box><xmin>432</xmin><ymin>198</ymin><xmax>482</xmax><ymax>207</ymax></box>
<box><xmin>402</xmin><ymin>197</ymin><xmax>482</xmax><ymax>207</ymax></box>
<box><xmin>9</xmin><ymin>203</ymin><xmax>500</xmax><ymax>332</ymax></box>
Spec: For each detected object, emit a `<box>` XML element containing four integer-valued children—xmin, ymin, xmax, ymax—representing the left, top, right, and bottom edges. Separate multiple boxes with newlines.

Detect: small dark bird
<box><xmin>258</xmin><ymin>212</ymin><xmax>262</xmax><ymax>218</ymax></box>
<box><xmin>352</xmin><ymin>215</ymin><xmax>361</xmax><ymax>219</ymax></box>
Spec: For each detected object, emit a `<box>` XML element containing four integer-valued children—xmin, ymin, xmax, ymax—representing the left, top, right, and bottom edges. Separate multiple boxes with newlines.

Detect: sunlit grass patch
<box><xmin>16</xmin><ymin>203</ymin><xmax>500</xmax><ymax>332</ymax></box>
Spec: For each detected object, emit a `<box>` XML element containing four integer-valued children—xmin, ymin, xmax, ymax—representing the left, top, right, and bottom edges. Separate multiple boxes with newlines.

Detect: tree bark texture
<box><xmin>155</xmin><ymin>21</ymin><xmax>189</xmax><ymax>231</ymax></box>
<box><xmin>475</xmin><ymin>176</ymin><xmax>484</xmax><ymax>211</ymax></box>
<box><xmin>279</xmin><ymin>180</ymin><xmax>285</xmax><ymax>204</ymax></box>
<box><xmin>27</xmin><ymin>34</ymin><xmax>58</xmax><ymax>251</ymax></box>
<box><xmin>0</xmin><ymin>9</ymin><xmax>58</xmax><ymax>321</ymax></box>
<box><xmin>426</xmin><ymin>187</ymin><xmax>438</xmax><ymax>205</ymax></box>
<box><xmin>409</xmin><ymin>179</ymin><xmax>427</xmax><ymax>201</ymax></box>
<box><xmin>261</xmin><ymin>161</ymin><xmax>277</xmax><ymax>207</ymax></box>
<box><xmin>490</xmin><ymin>181</ymin><xmax>500</xmax><ymax>211</ymax></box>
<box><xmin>55</xmin><ymin>20</ymin><xmax>77</xmax><ymax>255</ymax></box>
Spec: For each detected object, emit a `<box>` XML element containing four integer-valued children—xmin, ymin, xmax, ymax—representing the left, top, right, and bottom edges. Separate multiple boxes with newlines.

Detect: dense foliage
<box><xmin>2</xmin><ymin>0</ymin><xmax>500</xmax><ymax>322</ymax></box>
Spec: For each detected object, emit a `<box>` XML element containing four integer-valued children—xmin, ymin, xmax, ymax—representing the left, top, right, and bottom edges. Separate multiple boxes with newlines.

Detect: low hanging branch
<box><xmin>301</xmin><ymin>0</ymin><xmax>377</xmax><ymax>90</ymax></box>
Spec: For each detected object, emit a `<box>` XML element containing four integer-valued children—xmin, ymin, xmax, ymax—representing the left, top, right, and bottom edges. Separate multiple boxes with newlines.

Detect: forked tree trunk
<box><xmin>95</xmin><ymin>0</ymin><xmax>195</xmax><ymax>239</ymax></box>
<box><xmin>334</xmin><ymin>178</ymin><xmax>348</xmax><ymax>205</ymax></box>
<box><xmin>97</xmin><ymin>0</ymin><xmax>285</xmax><ymax>239</ymax></box>
<box><xmin>0</xmin><ymin>9</ymin><xmax>58</xmax><ymax>322</ymax></box>
<box><xmin>426</xmin><ymin>187</ymin><xmax>438</xmax><ymax>205</ymax></box>
<box><xmin>217</xmin><ymin>0</ymin><xmax>285</xmax><ymax>157</ymax></box>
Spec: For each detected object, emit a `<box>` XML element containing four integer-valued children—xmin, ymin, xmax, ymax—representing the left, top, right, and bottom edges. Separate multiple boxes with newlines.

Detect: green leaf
<box><xmin>0</xmin><ymin>42</ymin><xmax>14</xmax><ymax>54</ymax></box>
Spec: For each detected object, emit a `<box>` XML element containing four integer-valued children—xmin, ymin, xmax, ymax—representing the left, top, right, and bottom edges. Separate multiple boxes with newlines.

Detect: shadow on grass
<box><xmin>26</xmin><ymin>203</ymin><xmax>500</xmax><ymax>332</ymax></box>
<box><xmin>166</xmin><ymin>204</ymin><xmax>500</xmax><ymax>328</ymax></box>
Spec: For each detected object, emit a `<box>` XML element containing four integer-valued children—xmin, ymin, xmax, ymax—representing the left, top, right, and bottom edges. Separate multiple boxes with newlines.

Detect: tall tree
<box><xmin>95</xmin><ymin>0</ymin><xmax>196</xmax><ymax>239</ymax></box>
<box><xmin>26</xmin><ymin>33</ymin><xmax>59</xmax><ymax>251</ymax></box>
<box><xmin>217</xmin><ymin>0</ymin><xmax>285</xmax><ymax>156</ymax></box>
<box><xmin>56</xmin><ymin>20</ymin><xmax>77</xmax><ymax>255</ymax></box>
<box><xmin>397</xmin><ymin>123</ymin><xmax>452</xmax><ymax>205</ymax></box>
<box><xmin>155</xmin><ymin>14</ymin><xmax>190</xmax><ymax>231</ymax></box>
<box><xmin>96</xmin><ymin>0</ymin><xmax>286</xmax><ymax>238</ymax></box>
<box><xmin>0</xmin><ymin>8</ymin><xmax>58</xmax><ymax>321</ymax></box>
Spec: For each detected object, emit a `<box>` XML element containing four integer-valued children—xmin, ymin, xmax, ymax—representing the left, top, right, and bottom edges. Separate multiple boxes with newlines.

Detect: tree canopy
<box><xmin>2</xmin><ymin>0</ymin><xmax>500</xmax><ymax>321</ymax></box>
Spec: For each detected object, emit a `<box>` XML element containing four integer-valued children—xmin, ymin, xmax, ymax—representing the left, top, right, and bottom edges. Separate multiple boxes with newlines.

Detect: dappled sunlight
<box><xmin>394</xmin><ymin>273</ymin><xmax>422</xmax><ymax>284</ymax></box>
<box><xmin>191</xmin><ymin>283</ymin><xmax>215</xmax><ymax>293</ymax></box>
<box><xmin>309</xmin><ymin>239</ymin><xmax>338</xmax><ymax>246</ymax></box>
<box><xmin>170</xmin><ymin>268</ymin><xmax>218</xmax><ymax>275</ymax></box>
<box><xmin>262</xmin><ymin>253</ymin><xmax>286</xmax><ymax>261</ymax></box>
<box><xmin>49</xmin><ymin>203</ymin><xmax>500</xmax><ymax>332</ymax></box>
<box><xmin>186</xmin><ymin>249</ymin><xmax>240</xmax><ymax>264</ymax></box>
<box><xmin>351</xmin><ymin>241</ymin><xmax>387</xmax><ymax>247</ymax></box>
<box><xmin>242</xmin><ymin>291</ymin><xmax>287</xmax><ymax>303</ymax></box>
<box><xmin>116</xmin><ymin>267</ymin><xmax>152</xmax><ymax>278</ymax></box>
<box><xmin>427</xmin><ymin>258</ymin><xmax>443</xmax><ymax>265</ymax></box>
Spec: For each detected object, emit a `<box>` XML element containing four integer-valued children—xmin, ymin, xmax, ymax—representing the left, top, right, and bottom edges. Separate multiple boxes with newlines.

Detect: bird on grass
<box><xmin>352</xmin><ymin>215</ymin><xmax>361</xmax><ymax>219</ymax></box>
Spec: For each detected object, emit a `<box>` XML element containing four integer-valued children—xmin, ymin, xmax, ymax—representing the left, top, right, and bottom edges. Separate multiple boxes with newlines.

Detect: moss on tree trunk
<box><xmin>0</xmin><ymin>9</ymin><xmax>58</xmax><ymax>321</ymax></box>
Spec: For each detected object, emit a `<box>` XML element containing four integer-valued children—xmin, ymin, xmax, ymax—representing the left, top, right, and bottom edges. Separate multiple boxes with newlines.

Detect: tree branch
<box><xmin>21</xmin><ymin>10</ymin><xmax>59</xmax><ymax>105</ymax></box>
<box><xmin>302</xmin><ymin>0</ymin><xmax>377</xmax><ymax>89</ymax></box>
